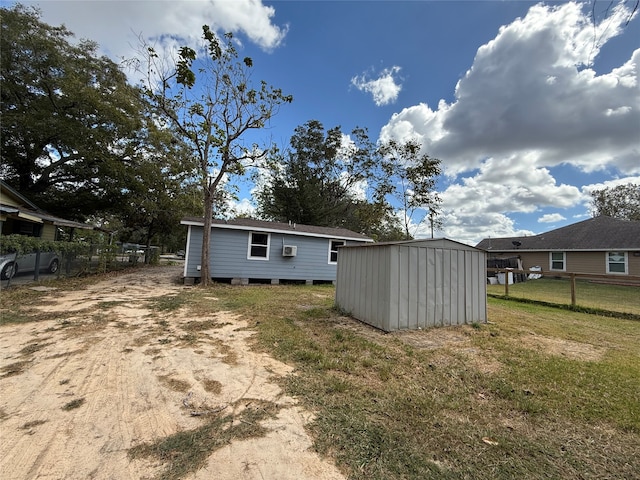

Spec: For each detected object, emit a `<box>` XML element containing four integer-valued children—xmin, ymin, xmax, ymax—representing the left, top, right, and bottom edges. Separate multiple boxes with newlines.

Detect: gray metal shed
<box><xmin>335</xmin><ymin>239</ymin><xmax>487</xmax><ymax>332</ymax></box>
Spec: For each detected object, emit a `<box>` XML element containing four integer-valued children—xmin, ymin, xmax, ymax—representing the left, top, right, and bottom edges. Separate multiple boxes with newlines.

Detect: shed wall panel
<box><xmin>426</xmin><ymin>248</ymin><xmax>438</xmax><ymax>327</ymax></box>
<box><xmin>397</xmin><ymin>247</ymin><xmax>409</xmax><ymax>330</ymax></box>
<box><xmin>434</xmin><ymin>248</ymin><xmax>444</xmax><ymax>327</ymax></box>
<box><xmin>388</xmin><ymin>247</ymin><xmax>400</xmax><ymax>331</ymax></box>
<box><xmin>417</xmin><ymin>247</ymin><xmax>428</xmax><ymax>329</ymax></box>
<box><xmin>335</xmin><ymin>240</ymin><xmax>487</xmax><ymax>332</ymax></box>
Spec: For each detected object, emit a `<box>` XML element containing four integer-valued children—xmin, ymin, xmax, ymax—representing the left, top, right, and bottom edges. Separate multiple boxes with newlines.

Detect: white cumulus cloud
<box><xmin>24</xmin><ymin>0</ymin><xmax>288</xmax><ymax>63</ymax></box>
<box><xmin>382</xmin><ymin>2</ymin><xmax>638</xmax><ymax>176</ymax></box>
<box><xmin>351</xmin><ymin>66</ymin><xmax>403</xmax><ymax>106</ymax></box>
<box><xmin>538</xmin><ymin>213</ymin><xmax>566</xmax><ymax>223</ymax></box>
<box><xmin>380</xmin><ymin>1</ymin><xmax>638</xmax><ymax>245</ymax></box>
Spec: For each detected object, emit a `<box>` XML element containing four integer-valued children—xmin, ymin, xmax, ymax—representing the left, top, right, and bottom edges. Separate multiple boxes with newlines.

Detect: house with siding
<box><xmin>475</xmin><ymin>216</ymin><xmax>640</xmax><ymax>278</ymax></box>
<box><xmin>1</xmin><ymin>180</ymin><xmax>93</xmax><ymax>240</ymax></box>
<box><xmin>181</xmin><ymin>217</ymin><xmax>373</xmax><ymax>284</ymax></box>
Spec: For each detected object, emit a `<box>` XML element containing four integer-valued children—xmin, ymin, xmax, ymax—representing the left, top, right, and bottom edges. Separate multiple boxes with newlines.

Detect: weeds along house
<box><xmin>181</xmin><ymin>217</ymin><xmax>373</xmax><ymax>284</ymax></box>
<box><xmin>335</xmin><ymin>238</ymin><xmax>487</xmax><ymax>332</ymax></box>
<box><xmin>476</xmin><ymin>216</ymin><xmax>640</xmax><ymax>278</ymax></box>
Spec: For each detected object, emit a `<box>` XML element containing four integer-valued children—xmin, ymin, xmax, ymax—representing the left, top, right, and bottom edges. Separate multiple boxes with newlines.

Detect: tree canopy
<box><xmin>0</xmin><ymin>4</ymin><xmax>148</xmax><ymax>219</ymax></box>
<box><xmin>256</xmin><ymin>120</ymin><xmax>440</xmax><ymax>241</ymax></box>
<box><xmin>377</xmin><ymin>139</ymin><xmax>442</xmax><ymax>239</ymax></box>
<box><xmin>1</xmin><ymin>5</ymin><xmax>211</xmax><ymax>253</ymax></box>
<box><xmin>590</xmin><ymin>183</ymin><xmax>640</xmax><ymax>221</ymax></box>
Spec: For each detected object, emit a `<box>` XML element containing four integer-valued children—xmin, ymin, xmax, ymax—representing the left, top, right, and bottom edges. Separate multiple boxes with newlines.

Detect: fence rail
<box><xmin>486</xmin><ymin>268</ymin><xmax>640</xmax><ymax>316</ymax></box>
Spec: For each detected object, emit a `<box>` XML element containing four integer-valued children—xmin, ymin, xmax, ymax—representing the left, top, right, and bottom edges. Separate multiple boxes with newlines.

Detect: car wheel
<box><xmin>48</xmin><ymin>258</ymin><xmax>60</xmax><ymax>274</ymax></box>
<box><xmin>1</xmin><ymin>262</ymin><xmax>16</xmax><ymax>280</ymax></box>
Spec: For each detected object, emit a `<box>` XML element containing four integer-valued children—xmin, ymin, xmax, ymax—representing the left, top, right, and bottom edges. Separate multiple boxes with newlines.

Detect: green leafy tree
<box><xmin>257</xmin><ymin>121</ymin><xmax>345</xmax><ymax>226</ymax></box>
<box><xmin>116</xmin><ymin>129</ymin><xmax>202</xmax><ymax>254</ymax></box>
<box><xmin>377</xmin><ymin>139</ymin><xmax>442</xmax><ymax>239</ymax></box>
<box><xmin>138</xmin><ymin>28</ymin><xmax>292</xmax><ymax>285</ymax></box>
<box><xmin>590</xmin><ymin>183</ymin><xmax>640</xmax><ymax>221</ymax></box>
<box><xmin>0</xmin><ymin>4</ymin><xmax>146</xmax><ymax>219</ymax></box>
<box><xmin>256</xmin><ymin>121</ymin><xmax>438</xmax><ymax>241</ymax></box>
<box><xmin>256</xmin><ymin>120</ymin><xmax>399</xmax><ymax>238</ymax></box>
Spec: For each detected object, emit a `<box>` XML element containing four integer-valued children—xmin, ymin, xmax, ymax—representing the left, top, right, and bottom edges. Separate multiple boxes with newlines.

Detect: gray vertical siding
<box><xmin>185</xmin><ymin>225</ymin><xmax>365</xmax><ymax>281</ymax></box>
<box><xmin>336</xmin><ymin>240</ymin><xmax>487</xmax><ymax>332</ymax></box>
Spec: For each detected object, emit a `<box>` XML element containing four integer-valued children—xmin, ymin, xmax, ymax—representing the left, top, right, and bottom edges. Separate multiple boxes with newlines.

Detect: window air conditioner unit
<box><xmin>282</xmin><ymin>245</ymin><xmax>297</xmax><ymax>257</ymax></box>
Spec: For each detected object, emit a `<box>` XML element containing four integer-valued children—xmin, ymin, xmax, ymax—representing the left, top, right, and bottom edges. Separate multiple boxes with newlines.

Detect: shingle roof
<box><xmin>181</xmin><ymin>217</ymin><xmax>373</xmax><ymax>242</ymax></box>
<box><xmin>1</xmin><ymin>180</ymin><xmax>97</xmax><ymax>231</ymax></box>
<box><xmin>476</xmin><ymin>216</ymin><xmax>640</xmax><ymax>251</ymax></box>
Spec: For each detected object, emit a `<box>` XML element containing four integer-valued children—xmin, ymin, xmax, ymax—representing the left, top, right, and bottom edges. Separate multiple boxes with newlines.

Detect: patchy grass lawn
<box><xmin>487</xmin><ymin>277</ymin><xmax>640</xmax><ymax>315</ymax></box>
<box><xmin>2</xmin><ymin>276</ymin><xmax>639</xmax><ymax>479</ymax></box>
<box><xmin>201</xmin><ymin>284</ymin><xmax>640</xmax><ymax>479</ymax></box>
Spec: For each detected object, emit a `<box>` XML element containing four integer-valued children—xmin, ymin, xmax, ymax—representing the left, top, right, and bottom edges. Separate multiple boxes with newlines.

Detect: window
<box><xmin>606</xmin><ymin>251</ymin><xmax>627</xmax><ymax>274</ymax></box>
<box><xmin>550</xmin><ymin>251</ymin><xmax>565</xmax><ymax>271</ymax></box>
<box><xmin>329</xmin><ymin>240</ymin><xmax>345</xmax><ymax>264</ymax></box>
<box><xmin>247</xmin><ymin>232</ymin><xmax>270</xmax><ymax>260</ymax></box>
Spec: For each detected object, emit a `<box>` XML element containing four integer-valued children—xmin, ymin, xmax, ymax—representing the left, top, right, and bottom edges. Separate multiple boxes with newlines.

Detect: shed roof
<box><xmin>476</xmin><ymin>216</ymin><xmax>640</xmax><ymax>252</ymax></box>
<box><xmin>340</xmin><ymin>237</ymin><xmax>482</xmax><ymax>250</ymax></box>
<box><xmin>181</xmin><ymin>217</ymin><xmax>374</xmax><ymax>242</ymax></box>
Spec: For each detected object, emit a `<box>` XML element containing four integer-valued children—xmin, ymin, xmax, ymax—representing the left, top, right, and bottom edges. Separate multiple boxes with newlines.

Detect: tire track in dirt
<box><xmin>1</xmin><ymin>323</ymin><xmax>91</xmax><ymax>478</ymax></box>
<box><xmin>1</xmin><ymin>266</ymin><xmax>345</xmax><ymax>480</ymax></box>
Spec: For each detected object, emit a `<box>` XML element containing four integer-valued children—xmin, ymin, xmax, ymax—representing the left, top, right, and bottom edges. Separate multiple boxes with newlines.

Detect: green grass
<box><xmin>216</xmin><ymin>285</ymin><xmax>640</xmax><ymax>479</ymax></box>
<box><xmin>147</xmin><ymin>294</ymin><xmax>189</xmax><ymax>312</ymax></box>
<box><xmin>118</xmin><ymin>282</ymin><xmax>639</xmax><ymax>479</ymax></box>
<box><xmin>487</xmin><ymin>277</ymin><xmax>640</xmax><ymax>315</ymax></box>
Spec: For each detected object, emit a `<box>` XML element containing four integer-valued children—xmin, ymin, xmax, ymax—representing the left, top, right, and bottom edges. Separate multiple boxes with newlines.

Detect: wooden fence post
<box><xmin>504</xmin><ymin>269</ymin><xmax>509</xmax><ymax>296</ymax></box>
<box><xmin>570</xmin><ymin>273</ymin><xmax>576</xmax><ymax>306</ymax></box>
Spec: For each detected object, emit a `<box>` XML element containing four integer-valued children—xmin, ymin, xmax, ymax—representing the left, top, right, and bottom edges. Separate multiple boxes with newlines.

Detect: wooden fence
<box><xmin>486</xmin><ymin>268</ymin><xmax>640</xmax><ymax>315</ymax></box>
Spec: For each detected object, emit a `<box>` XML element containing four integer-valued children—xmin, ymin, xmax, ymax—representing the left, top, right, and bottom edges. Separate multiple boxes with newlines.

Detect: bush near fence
<box><xmin>486</xmin><ymin>268</ymin><xmax>640</xmax><ymax>316</ymax></box>
<box><xmin>1</xmin><ymin>235</ymin><xmax>161</xmax><ymax>287</ymax></box>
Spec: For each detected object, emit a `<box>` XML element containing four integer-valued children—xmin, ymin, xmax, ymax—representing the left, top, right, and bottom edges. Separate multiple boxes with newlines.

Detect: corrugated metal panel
<box><xmin>335</xmin><ymin>240</ymin><xmax>487</xmax><ymax>332</ymax></box>
<box><xmin>425</xmin><ymin>246</ymin><xmax>437</xmax><ymax>328</ymax></box>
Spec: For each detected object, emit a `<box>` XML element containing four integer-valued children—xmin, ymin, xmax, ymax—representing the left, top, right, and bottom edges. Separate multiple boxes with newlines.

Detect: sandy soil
<box><xmin>0</xmin><ymin>266</ymin><xmax>345</xmax><ymax>480</ymax></box>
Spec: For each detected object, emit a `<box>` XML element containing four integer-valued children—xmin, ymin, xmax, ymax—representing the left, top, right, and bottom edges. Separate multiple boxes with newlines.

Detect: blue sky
<box><xmin>18</xmin><ymin>0</ymin><xmax>640</xmax><ymax>245</ymax></box>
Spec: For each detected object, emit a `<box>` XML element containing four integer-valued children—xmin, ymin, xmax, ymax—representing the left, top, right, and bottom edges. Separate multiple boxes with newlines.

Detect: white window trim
<box><xmin>549</xmin><ymin>251</ymin><xmax>566</xmax><ymax>271</ymax></box>
<box><xmin>606</xmin><ymin>251</ymin><xmax>628</xmax><ymax>275</ymax></box>
<box><xmin>328</xmin><ymin>239</ymin><xmax>345</xmax><ymax>264</ymax></box>
<box><xmin>247</xmin><ymin>232</ymin><xmax>270</xmax><ymax>261</ymax></box>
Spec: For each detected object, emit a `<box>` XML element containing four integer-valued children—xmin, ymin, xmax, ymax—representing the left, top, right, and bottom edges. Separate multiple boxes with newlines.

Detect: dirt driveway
<box><xmin>0</xmin><ymin>266</ymin><xmax>345</xmax><ymax>480</ymax></box>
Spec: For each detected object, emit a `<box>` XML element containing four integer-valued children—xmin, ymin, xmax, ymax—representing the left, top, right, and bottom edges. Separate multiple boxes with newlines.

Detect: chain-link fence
<box><xmin>1</xmin><ymin>243</ymin><xmax>163</xmax><ymax>288</ymax></box>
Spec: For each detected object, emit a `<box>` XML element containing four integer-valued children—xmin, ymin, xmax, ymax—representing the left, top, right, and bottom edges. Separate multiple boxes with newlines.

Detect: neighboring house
<box><xmin>475</xmin><ymin>216</ymin><xmax>640</xmax><ymax>277</ymax></box>
<box><xmin>0</xmin><ymin>180</ymin><xmax>92</xmax><ymax>240</ymax></box>
<box><xmin>181</xmin><ymin>217</ymin><xmax>374</xmax><ymax>284</ymax></box>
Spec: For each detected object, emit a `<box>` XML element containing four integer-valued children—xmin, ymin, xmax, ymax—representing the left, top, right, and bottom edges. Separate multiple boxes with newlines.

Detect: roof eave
<box><xmin>181</xmin><ymin>219</ymin><xmax>373</xmax><ymax>242</ymax></box>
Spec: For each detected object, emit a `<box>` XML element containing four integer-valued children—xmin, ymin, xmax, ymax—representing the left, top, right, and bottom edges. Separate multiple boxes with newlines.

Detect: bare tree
<box><xmin>138</xmin><ymin>28</ymin><xmax>292</xmax><ymax>285</ymax></box>
<box><xmin>377</xmin><ymin>139</ymin><xmax>442</xmax><ymax>239</ymax></box>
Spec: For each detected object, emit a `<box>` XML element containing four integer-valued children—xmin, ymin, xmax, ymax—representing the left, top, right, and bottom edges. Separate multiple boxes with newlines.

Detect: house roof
<box><xmin>1</xmin><ymin>180</ymin><xmax>97</xmax><ymax>231</ymax></box>
<box><xmin>0</xmin><ymin>180</ymin><xmax>40</xmax><ymax>210</ymax></box>
<box><xmin>181</xmin><ymin>217</ymin><xmax>374</xmax><ymax>242</ymax></box>
<box><xmin>476</xmin><ymin>216</ymin><xmax>640</xmax><ymax>252</ymax></box>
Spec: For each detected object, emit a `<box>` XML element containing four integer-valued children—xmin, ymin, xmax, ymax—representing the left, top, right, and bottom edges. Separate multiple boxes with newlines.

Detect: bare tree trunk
<box><xmin>200</xmin><ymin>187</ymin><xmax>214</xmax><ymax>286</ymax></box>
